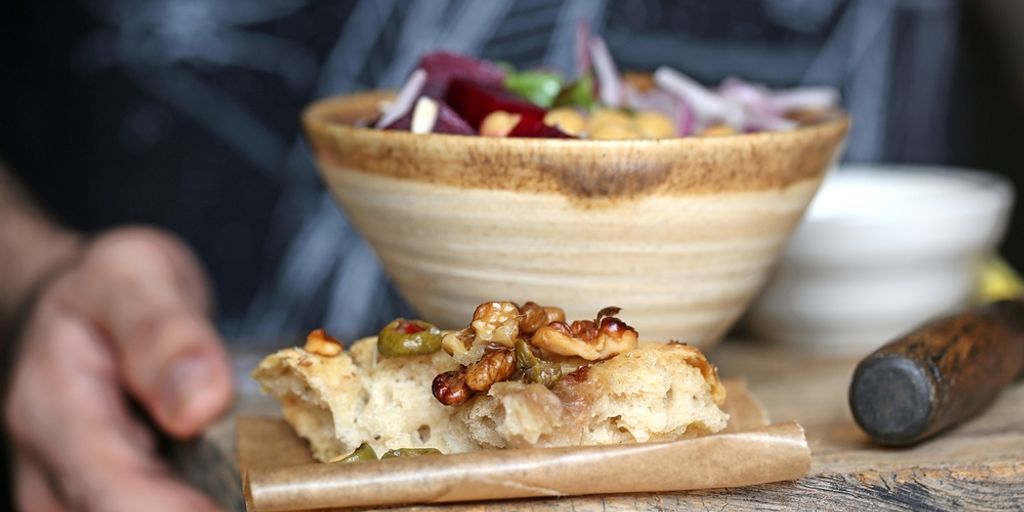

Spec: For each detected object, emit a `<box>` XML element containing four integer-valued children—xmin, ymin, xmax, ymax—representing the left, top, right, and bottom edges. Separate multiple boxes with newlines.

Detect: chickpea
<box><xmin>622</xmin><ymin>72</ymin><xmax>657</xmax><ymax>92</ymax></box>
<box><xmin>633</xmin><ymin>111</ymin><xmax>675</xmax><ymax>138</ymax></box>
<box><xmin>700</xmin><ymin>124</ymin><xmax>736</xmax><ymax>137</ymax></box>
<box><xmin>543</xmin><ymin>108</ymin><xmax>585</xmax><ymax>136</ymax></box>
<box><xmin>588</xmin><ymin>123</ymin><xmax>641</xmax><ymax>140</ymax></box>
<box><xmin>586</xmin><ymin>108</ymin><xmax>632</xmax><ymax>134</ymax></box>
<box><xmin>480</xmin><ymin>110</ymin><xmax>522</xmax><ymax>137</ymax></box>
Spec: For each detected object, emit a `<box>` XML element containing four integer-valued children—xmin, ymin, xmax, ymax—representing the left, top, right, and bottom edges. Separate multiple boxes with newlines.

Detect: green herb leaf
<box><xmin>554</xmin><ymin>73</ymin><xmax>596</xmax><ymax>110</ymax></box>
<box><xmin>505</xmin><ymin>71</ymin><xmax>563</xmax><ymax>108</ymax></box>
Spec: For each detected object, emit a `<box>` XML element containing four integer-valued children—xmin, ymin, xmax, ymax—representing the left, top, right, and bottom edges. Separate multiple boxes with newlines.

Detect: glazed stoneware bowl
<box><xmin>304</xmin><ymin>91</ymin><xmax>849</xmax><ymax>349</ymax></box>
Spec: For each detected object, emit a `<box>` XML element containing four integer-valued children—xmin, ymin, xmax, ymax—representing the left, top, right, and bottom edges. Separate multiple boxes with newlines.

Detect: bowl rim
<box><xmin>303</xmin><ymin>90</ymin><xmax>851</xmax><ymax>198</ymax></box>
<box><xmin>801</xmin><ymin>164</ymin><xmax>1015</xmax><ymax>229</ymax></box>
<box><xmin>303</xmin><ymin>89</ymin><xmax>851</xmax><ymax>148</ymax></box>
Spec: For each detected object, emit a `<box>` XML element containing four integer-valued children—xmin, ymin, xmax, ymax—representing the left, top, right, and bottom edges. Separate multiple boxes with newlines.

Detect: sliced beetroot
<box><xmin>382</xmin><ymin>112</ymin><xmax>413</xmax><ymax>131</ymax></box>
<box><xmin>383</xmin><ymin>98</ymin><xmax>476</xmax><ymax>135</ymax></box>
<box><xmin>418</xmin><ymin>52</ymin><xmax>506</xmax><ymax>99</ymax></box>
<box><xmin>433</xmin><ymin>101</ymin><xmax>476</xmax><ymax>134</ymax></box>
<box><xmin>445</xmin><ymin>79</ymin><xmax>547</xmax><ymax>130</ymax></box>
<box><xmin>507</xmin><ymin>116</ymin><xmax>573</xmax><ymax>138</ymax></box>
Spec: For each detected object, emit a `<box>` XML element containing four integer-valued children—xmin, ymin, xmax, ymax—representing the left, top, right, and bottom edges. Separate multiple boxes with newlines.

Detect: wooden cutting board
<box><xmin>173</xmin><ymin>340</ymin><xmax>1024</xmax><ymax>511</ymax></box>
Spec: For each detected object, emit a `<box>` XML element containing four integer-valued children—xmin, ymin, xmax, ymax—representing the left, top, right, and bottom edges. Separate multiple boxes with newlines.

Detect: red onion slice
<box><xmin>771</xmin><ymin>86</ymin><xmax>840</xmax><ymax>112</ymax></box>
<box><xmin>719</xmin><ymin>76</ymin><xmax>839</xmax><ymax>115</ymax></box>
<box><xmin>382</xmin><ymin>100</ymin><xmax>475</xmax><ymax>135</ymax></box>
<box><xmin>590</xmin><ymin>36</ymin><xmax>623</xmax><ymax>108</ymax></box>
<box><xmin>717</xmin><ymin>76</ymin><xmax>777</xmax><ymax>115</ymax></box>
<box><xmin>675</xmin><ymin>98</ymin><xmax>696</xmax><ymax>136</ymax></box>
<box><xmin>622</xmin><ymin>84</ymin><xmax>692</xmax><ymax>136</ymax></box>
<box><xmin>574</xmin><ymin>21</ymin><xmax>592</xmax><ymax>79</ymax></box>
<box><xmin>374</xmin><ymin>69</ymin><xmax>427</xmax><ymax>129</ymax></box>
<box><xmin>654</xmin><ymin>67</ymin><xmax>745</xmax><ymax>130</ymax></box>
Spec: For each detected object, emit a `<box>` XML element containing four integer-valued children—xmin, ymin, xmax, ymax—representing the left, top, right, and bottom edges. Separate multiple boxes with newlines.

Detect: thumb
<box><xmin>125</xmin><ymin>310</ymin><xmax>234</xmax><ymax>438</ymax></box>
<box><xmin>64</xmin><ymin>229</ymin><xmax>234</xmax><ymax>437</ymax></box>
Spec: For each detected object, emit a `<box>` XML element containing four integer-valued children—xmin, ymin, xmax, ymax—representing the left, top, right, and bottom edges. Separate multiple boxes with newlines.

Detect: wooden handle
<box><xmin>849</xmin><ymin>299</ymin><xmax>1024</xmax><ymax>446</ymax></box>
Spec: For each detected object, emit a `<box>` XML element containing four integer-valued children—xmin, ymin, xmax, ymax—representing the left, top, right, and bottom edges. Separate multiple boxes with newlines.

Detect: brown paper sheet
<box><xmin>238</xmin><ymin>380</ymin><xmax>809</xmax><ymax>511</ymax></box>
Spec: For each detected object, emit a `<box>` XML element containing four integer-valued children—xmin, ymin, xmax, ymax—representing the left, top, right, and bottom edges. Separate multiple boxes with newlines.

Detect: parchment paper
<box><xmin>238</xmin><ymin>380</ymin><xmax>809</xmax><ymax>511</ymax></box>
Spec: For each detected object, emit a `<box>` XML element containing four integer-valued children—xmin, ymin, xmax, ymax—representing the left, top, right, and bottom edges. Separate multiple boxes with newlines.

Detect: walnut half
<box><xmin>518</xmin><ymin>301</ymin><xmax>566</xmax><ymax>336</ymax></box>
<box><xmin>470</xmin><ymin>301</ymin><xmax>520</xmax><ymax>346</ymax></box>
<box><xmin>465</xmin><ymin>348</ymin><xmax>515</xmax><ymax>392</ymax></box>
<box><xmin>530</xmin><ymin>307</ymin><xmax>638</xmax><ymax>361</ymax></box>
<box><xmin>432</xmin><ymin>347</ymin><xmax>516</xmax><ymax>406</ymax></box>
<box><xmin>432</xmin><ymin>370</ymin><xmax>472</xmax><ymax>406</ymax></box>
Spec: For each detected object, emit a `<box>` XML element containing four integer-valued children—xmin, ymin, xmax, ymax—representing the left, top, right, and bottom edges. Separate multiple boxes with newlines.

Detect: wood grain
<box><xmin>850</xmin><ymin>299</ymin><xmax>1024</xmax><ymax>445</ymax></box>
<box><xmin>179</xmin><ymin>341</ymin><xmax>1024</xmax><ymax>511</ymax></box>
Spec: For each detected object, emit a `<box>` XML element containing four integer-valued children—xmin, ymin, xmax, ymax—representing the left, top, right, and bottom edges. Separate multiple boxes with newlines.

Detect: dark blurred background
<box><xmin>2</xmin><ymin>0</ymin><xmax>1024</xmax><ymax>508</ymax></box>
<box><xmin>4</xmin><ymin>0</ymin><xmax>1024</xmax><ymax>343</ymax></box>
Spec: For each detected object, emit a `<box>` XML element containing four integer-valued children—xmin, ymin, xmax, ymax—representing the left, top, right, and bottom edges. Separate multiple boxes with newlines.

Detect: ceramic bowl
<box><xmin>745</xmin><ymin>165</ymin><xmax>1014</xmax><ymax>355</ymax></box>
<box><xmin>304</xmin><ymin>91</ymin><xmax>849</xmax><ymax>349</ymax></box>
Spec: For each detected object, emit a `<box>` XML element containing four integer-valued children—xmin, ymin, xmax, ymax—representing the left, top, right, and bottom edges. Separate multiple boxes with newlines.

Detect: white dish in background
<box><xmin>744</xmin><ymin>164</ymin><xmax>1014</xmax><ymax>356</ymax></box>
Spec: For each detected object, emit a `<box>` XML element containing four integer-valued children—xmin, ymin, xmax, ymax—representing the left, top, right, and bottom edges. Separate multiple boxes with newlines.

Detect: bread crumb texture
<box><xmin>252</xmin><ymin>338</ymin><xmax>728</xmax><ymax>461</ymax></box>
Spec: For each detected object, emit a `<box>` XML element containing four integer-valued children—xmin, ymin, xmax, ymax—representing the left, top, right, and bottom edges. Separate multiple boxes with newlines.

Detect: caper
<box><xmin>335</xmin><ymin>443</ymin><xmax>377</xmax><ymax>463</ymax></box>
<box><xmin>380</xmin><ymin>448</ymin><xmax>443</xmax><ymax>459</ymax></box>
<box><xmin>515</xmin><ymin>339</ymin><xmax>562</xmax><ymax>387</ymax></box>
<box><xmin>515</xmin><ymin>339</ymin><xmax>538</xmax><ymax>371</ymax></box>
<box><xmin>377</xmin><ymin>319</ymin><xmax>443</xmax><ymax>358</ymax></box>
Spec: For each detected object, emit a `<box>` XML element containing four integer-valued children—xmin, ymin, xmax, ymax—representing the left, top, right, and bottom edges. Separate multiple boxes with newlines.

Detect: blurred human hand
<box><xmin>4</xmin><ymin>227</ymin><xmax>234</xmax><ymax>511</ymax></box>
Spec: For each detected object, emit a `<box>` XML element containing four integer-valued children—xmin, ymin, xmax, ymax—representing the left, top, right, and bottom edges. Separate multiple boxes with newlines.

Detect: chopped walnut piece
<box><xmin>441</xmin><ymin>328</ymin><xmax>474</xmax><ymax>356</ymax></box>
<box><xmin>303</xmin><ymin>329</ymin><xmax>343</xmax><ymax>357</ymax></box>
<box><xmin>518</xmin><ymin>302</ymin><xmax>548</xmax><ymax>335</ymax></box>
<box><xmin>518</xmin><ymin>302</ymin><xmax>568</xmax><ymax>336</ymax></box>
<box><xmin>530</xmin><ymin>308</ymin><xmax>638</xmax><ymax>361</ymax></box>
<box><xmin>465</xmin><ymin>348</ymin><xmax>516</xmax><ymax>392</ymax></box>
<box><xmin>471</xmin><ymin>301</ymin><xmax>520</xmax><ymax>347</ymax></box>
<box><xmin>432</xmin><ymin>370</ymin><xmax>472</xmax><ymax>406</ymax></box>
<box><xmin>433</xmin><ymin>347</ymin><xmax>518</xmax><ymax>406</ymax></box>
<box><xmin>543</xmin><ymin>306</ymin><xmax>566</xmax><ymax>324</ymax></box>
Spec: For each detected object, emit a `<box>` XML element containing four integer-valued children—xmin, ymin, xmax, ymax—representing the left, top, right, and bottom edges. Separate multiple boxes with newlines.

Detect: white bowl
<box><xmin>745</xmin><ymin>164</ymin><xmax>1014</xmax><ymax>356</ymax></box>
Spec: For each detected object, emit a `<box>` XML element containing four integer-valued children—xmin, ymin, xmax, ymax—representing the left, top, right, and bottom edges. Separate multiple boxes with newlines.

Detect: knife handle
<box><xmin>849</xmin><ymin>299</ymin><xmax>1024</xmax><ymax>446</ymax></box>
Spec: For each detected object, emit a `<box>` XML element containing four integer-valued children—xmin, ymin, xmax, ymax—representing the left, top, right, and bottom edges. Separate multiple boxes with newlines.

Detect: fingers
<box><xmin>122</xmin><ymin>308</ymin><xmax>234</xmax><ymax>438</ymax></box>
<box><xmin>85</xmin><ymin>466</ymin><xmax>226</xmax><ymax>512</ymax></box>
<box><xmin>13</xmin><ymin>453</ymin><xmax>68</xmax><ymax>512</ymax></box>
<box><xmin>54</xmin><ymin>229</ymin><xmax>233</xmax><ymax>437</ymax></box>
<box><xmin>7</xmin><ymin>311</ymin><xmax>225</xmax><ymax>512</ymax></box>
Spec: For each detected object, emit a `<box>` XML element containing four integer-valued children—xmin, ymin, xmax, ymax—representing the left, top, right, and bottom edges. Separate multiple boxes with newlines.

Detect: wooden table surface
<box><xmin>177</xmin><ymin>340</ymin><xmax>1024</xmax><ymax>511</ymax></box>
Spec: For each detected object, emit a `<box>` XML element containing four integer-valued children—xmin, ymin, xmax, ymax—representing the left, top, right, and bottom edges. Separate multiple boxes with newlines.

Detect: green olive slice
<box><xmin>380</xmin><ymin>448</ymin><xmax>443</xmax><ymax>459</ymax></box>
<box><xmin>377</xmin><ymin>319</ymin><xmax>443</xmax><ymax>357</ymax></box>
<box><xmin>335</xmin><ymin>443</ymin><xmax>378</xmax><ymax>463</ymax></box>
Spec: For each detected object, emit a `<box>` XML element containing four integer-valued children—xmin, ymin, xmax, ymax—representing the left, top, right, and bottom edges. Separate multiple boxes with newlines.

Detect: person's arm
<box><xmin>0</xmin><ymin>162</ymin><xmax>81</xmax><ymax>331</ymax></box>
<box><xmin>0</xmin><ymin>161</ymin><xmax>233</xmax><ymax>511</ymax></box>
